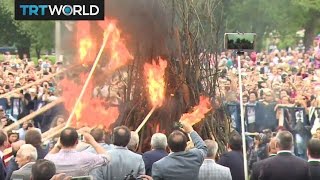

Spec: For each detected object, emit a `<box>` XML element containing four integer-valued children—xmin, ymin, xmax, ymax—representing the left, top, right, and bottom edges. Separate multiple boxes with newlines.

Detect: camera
<box><xmin>224</xmin><ymin>33</ymin><xmax>256</xmax><ymax>50</ymax></box>
<box><xmin>123</xmin><ymin>170</ymin><xmax>142</xmax><ymax>180</ymax></box>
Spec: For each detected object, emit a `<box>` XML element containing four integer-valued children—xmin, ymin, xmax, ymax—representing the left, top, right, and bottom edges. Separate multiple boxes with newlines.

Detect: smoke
<box><xmin>105</xmin><ymin>0</ymin><xmax>175</xmax><ymax>59</ymax></box>
<box><xmin>60</xmin><ymin>0</ymin><xmax>179</xmax><ymax>64</ymax></box>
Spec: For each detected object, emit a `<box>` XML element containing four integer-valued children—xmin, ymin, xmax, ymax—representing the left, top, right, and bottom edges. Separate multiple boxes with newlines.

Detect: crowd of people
<box><xmin>209</xmin><ymin>36</ymin><xmax>320</xmax><ymax>160</ymax></box>
<box><xmin>0</xmin><ymin>34</ymin><xmax>319</xmax><ymax>179</ymax></box>
<box><xmin>1</xmin><ymin>118</ymin><xmax>320</xmax><ymax>180</ymax></box>
<box><xmin>0</xmin><ymin>52</ymin><xmax>64</xmax><ymax>133</ymax></box>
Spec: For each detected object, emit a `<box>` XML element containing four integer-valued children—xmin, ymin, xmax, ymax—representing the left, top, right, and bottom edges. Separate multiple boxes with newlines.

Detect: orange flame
<box><xmin>77</xmin><ymin>21</ymin><xmax>95</xmax><ymax>65</ymax></box>
<box><xmin>144</xmin><ymin>58</ymin><xmax>167</xmax><ymax>107</ymax></box>
<box><xmin>98</xmin><ymin>19</ymin><xmax>133</xmax><ymax>71</ymax></box>
<box><xmin>75</xmin><ymin>101</ymin><xmax>84</xmax><ymax>120</ymax></box>
<box><xmin>59</xmin><ymin>74</ymin><xmax>119</xmax><ymax>128</ymax></box>
<box><xmin>64</xmin><ymin>19</ymin><xmax>132</xmax><ymax>128</ymax></box>
<box><xmin>79</xmin><ymin>38</ymin><xmax>93</xmax><ymax>61</ymax></box>
<box><xmin>180</xmin><ymin>96</ymin><xmax>212</xmax><ymax>125</ymax></box>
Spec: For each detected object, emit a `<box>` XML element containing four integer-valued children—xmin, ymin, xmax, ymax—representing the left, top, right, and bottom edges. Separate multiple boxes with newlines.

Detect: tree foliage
<box><xmin>225</xmin><ymin>0</ymin><xmax>319</xmax><ymax>50</ymax></box>
<box><xmin>0</xmin><ymin>1</ymin><xmax>54</xmax><ymax>58</ymax></box>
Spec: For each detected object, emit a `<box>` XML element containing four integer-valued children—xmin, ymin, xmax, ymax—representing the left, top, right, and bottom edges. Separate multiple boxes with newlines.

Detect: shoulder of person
<box><xmin>215</xmin><ymin>163</ymin><xmax>231</xmax><ymax>171</ymax></box>
<box><xmin>142</xmin><ymin>150</ymin><xmax>153</xmax><ymax>156</ymax></box>
<box><xmin>219</xmin><ymin>151</ymin><xmax>233</xmax><ymax>159</ymax></box>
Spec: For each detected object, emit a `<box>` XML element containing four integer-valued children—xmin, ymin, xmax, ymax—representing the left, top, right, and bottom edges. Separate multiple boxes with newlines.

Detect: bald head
<box><xmin>60</xmin><ymin>128</ymin><xmax>78</xmax><ymax>147</ymax></box>
<box><xmin>276</xmin><ymin>131</ymin><xmax>293</xmax><ymax>150</ymax></box>
<box><xmin>204</xmin><ymin>140</ymin><xmax>218</xmax><ymax>158</ymax></box>
<box><xmin>113</xmin><ymin>126</ymin><xmax>131</xmax><ymax>147</ymax></box>
<box><xmin>168</xmin><ymin>130</ymin><xmax>187</xmax><ymax>152</ymax></box>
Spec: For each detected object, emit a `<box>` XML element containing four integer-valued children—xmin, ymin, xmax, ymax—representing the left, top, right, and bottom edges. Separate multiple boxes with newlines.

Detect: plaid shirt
<box><xmin>198</xmin><ymin>159</ymin><xmax>232</xmax><ymax>180</ymax></box>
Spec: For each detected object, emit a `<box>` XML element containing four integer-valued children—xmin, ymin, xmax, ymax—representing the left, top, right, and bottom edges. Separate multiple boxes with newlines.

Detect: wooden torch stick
<box><xmin>43</xmin><ymin>29</ymin><xmax>112</xmax><ymax>141</ymax></box>
<box><xmin>43</xmin><ymin>127</ymin><xmax>63</xmax><ymax>142</ymax></box>
<box><xmin>4</xmin><ymin>98</ymin><xmax>64</xmax><ymax>132</ymax></box>
<box><xmin>135</xmin><ymin>106</ymin><xmax>157</xmax><ymax>133</ymax></box>
<box><xmin>64</xmin><ymin>31</ymin><xmax>109</xmax><ymax>128</ymax></box>
<box><xmin>41</xmin><ymin>123</ymin><xmax>66</xmax><ymax>138</ymax></box>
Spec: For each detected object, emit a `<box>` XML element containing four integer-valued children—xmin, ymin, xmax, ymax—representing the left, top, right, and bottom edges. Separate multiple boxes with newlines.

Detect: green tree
<box><xmin>1</xmin><ymin>1</ymin><xmax>54</xmax><ymax>58</ymax></box>
<box><xmin>293</xmin><ymin>0</ymin><xmax>320</xmax><ymax>49</ymax></box>
<box><xmin>0</xmin><ymin>3</ymin><xmax>31</xmax><ymax>57</ymax></box>
<box><xmin>225</xmin><ymin>0</ymin><xmax>317</xmax><ymax>50</ymax></box>
<box><xmin>19</xmin><ymin>21</ymin><xmax>55</xmax><ymax>58</ymax></box>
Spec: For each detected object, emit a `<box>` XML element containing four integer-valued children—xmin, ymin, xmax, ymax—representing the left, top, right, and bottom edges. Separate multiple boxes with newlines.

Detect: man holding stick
<box><xmin>152</xmin><ymin>121</ymin><xmax>207</xmax><ymax>180</ymax></box>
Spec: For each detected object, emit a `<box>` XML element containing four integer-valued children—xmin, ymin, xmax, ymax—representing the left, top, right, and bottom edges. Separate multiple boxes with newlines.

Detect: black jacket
<box><xmin>218</xmin><ymin>150</ymin><xmax>244</xmax><ymax>180</ymax></box>
<box><xmin>309</xmin><ymin>161</ymin><xmax>320</xmax><ymax>180</ymax></box>
<box><xmin>259</xmin><ymin>152</ymin><xmax>310</xmax><ymax>180</ymax></box>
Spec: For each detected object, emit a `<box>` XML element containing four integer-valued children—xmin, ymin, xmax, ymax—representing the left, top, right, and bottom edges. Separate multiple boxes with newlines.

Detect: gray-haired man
<box><xmin>11</xmin><ymin>144</ymin><xmax>38</xmax><ymax>180</ymax></box>
<box><xmin>198</xmin><ymin>140</ymin><xmax>232</xmax><ymax>180</ymax></box>
<box><xmin>142</xmin><ymin>133</ymin><xmax>168</xmax><ymax>175</ymax></box>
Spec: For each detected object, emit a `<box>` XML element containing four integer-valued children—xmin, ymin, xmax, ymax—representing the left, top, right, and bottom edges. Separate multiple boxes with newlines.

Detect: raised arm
<box><xmin>181</xmin><ymin>122</ymin><xmax>207</xmax><ymax>159</ymax></box>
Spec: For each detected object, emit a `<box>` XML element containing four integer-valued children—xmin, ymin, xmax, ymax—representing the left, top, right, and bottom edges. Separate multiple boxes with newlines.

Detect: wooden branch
<box><xmin>65</xmin><ymin>29</ymin><xmax>109</xmax><ymax>128</ymax></box>
<box><xmin>43</xmin><ymin>126</ymin><xmax>64</xmax><ymax>142</ymax></box>
<box><xmin>135</xmin><ymin>106</ymin><xmax>157</xmax><ymax>133</ymax></box>
<box><xmin>41</xmin><ymin>123</ymin><xmax>66</xmax><ymax>138</ymax></box>
<box><xmin>4</xmin><ymin>98</ymin><xmax>64</xmax><ymax>132</ymax></box>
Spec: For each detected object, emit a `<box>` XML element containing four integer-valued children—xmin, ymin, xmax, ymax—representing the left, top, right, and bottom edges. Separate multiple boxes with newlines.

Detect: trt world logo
<box><xmin>15</xmin><ymin>0</ymin><xmax>104</xmax><ymax>20</ymax></box>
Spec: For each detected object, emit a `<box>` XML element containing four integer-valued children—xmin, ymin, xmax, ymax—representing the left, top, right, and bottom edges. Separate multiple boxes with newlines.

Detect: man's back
<box><xmin>151</xmin><ymin>131</ymin><xmax>207</xmax><ymax>180</ymax></box>
<box><xmin>45</xmin><ymin>149</ymin><xmax>108</xmax><ymax>177</ymax></box>
<box><xmin>259</xmin><ymin>152</ymin><xmax>309</xmax><ymax>180</ymax></box>
<box><xmin>218</xmin><ymin>150</ymin><xmax>244</xmax><ymax>180</ymax></box>
<box><xmin>109</xmin><ymin>146</ymin><xmax>145</xmax><ymax>180</ymax></box>
<box><xmin>250</xmin><ymin>158</ymin><xmax>266</xmax><ymax>180</ymax></box>
<box><xmin>10</xmin><ymin>162</ymin><xmax>34</xmax><ymax>180</ymax></box>
<box><xmin>198</xmin><ymin>159</ymin><xmax>232</xmax><ymax>180</ymax></box>
<box><xmin>308</xmin><ymin>161</ymin><xmax>320</xmax><ymax>180</ymax></box>
<box><xmin>142</xmin><ymin>149</ymin><xmax>167</xmax><ymax>176</ymax></box>
<box><xmin>91</xmin><ymin>146</ymin><xmax>145</xmax><ymax>180</ymax></box>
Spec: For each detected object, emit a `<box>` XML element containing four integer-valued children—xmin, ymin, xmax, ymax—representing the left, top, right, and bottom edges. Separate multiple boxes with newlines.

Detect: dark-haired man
<box><xmin>25</xmin><ymin>130</ymin><xmax>48</xmax><ymax>159</ymax></box>
<box><xmin>259</xmin><ymin>131</ymin><xmax>310</xmax><ymax>180</ymax></box>
<box><xmin>83</xmin><ymin>127</ymin><xmax>113</xmax><ymax>153</ymax></box>
<box><xmin>307</xmin><ymin>138</ymin><xmax>320</xmax><ymax>180</ymax></box>
<box><xmin>31</xmin><ymin>159</ymin><xmax>56</xmax><ymax>180</ymax></box>
<box><xmin>90</xmin><ymin>126</ymin><xmax>145</xmax><ymax>180</ymax></box>
<box><xmin>218</xmin><ymin>134</ymin><xmax>244</xmax><ymax>180</ymax></box>
<box><xmin>45</xmin><ymin>127</ymin><xmax>110</xmax><ymax>176</ymax></box>
<box><xmin>151</xmin><ymin>121</ymin><xmax>207</xmax><ymax>180</ymax></box>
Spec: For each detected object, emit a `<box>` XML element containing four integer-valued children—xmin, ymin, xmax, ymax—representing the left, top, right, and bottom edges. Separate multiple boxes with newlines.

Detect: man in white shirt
<box><xmin>45</xmin><ymin>127</ymin><xmax>110</xmax><ymax>176</ymax></box>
